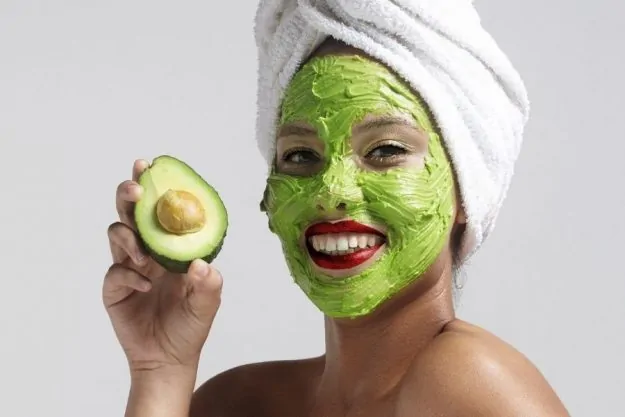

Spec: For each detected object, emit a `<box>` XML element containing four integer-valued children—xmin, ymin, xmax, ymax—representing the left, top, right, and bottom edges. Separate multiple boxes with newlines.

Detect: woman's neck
<box><xmin>315</xmin><ymin>258</ymin><xmax>456</xmax><ymax>408</ymax></box>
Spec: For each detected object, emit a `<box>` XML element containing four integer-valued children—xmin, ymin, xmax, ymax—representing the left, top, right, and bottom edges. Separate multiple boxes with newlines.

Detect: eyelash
<box><xmin>281</xmin><ymin>141</ymin><xmax>410</xmax><ymax>165</ymax></box>
<box><xmin>282</xmin><ymin>147</ymin><xmax>320</xmax><ymax>164</ymax></box>
<box><xmin>365</xmin><ymin>141</ymin><xmax>410</xmax><ymax>162</ymax></box>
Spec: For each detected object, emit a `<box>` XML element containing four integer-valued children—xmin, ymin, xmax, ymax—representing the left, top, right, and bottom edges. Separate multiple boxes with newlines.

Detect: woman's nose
<box><xmin>315</xmin><ymin>200</ymin><xmax>348</xmax><ymax>212</ymax></box>
<box><xmin>314</xmin><ymin>160</ymin><xmax>363</xmax><ymax>212</ymax></box>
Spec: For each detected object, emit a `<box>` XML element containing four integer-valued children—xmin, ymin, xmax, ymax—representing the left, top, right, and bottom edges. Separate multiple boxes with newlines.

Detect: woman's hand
<box><xmin>103</xmin><ymin>159</ymin><xmax>223</xmax><ymax>374</ymax></box>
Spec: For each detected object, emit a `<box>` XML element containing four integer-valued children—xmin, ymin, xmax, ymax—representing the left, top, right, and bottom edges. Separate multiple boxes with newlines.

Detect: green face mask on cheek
<box><xmin>262</xmin><ymin>55</ymin><xmax>456</xmax><ymax>318</ymax></box>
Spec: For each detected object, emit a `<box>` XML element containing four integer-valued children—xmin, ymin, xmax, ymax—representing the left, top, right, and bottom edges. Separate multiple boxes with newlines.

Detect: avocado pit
<box><xmin>156</xmin><ymin>189</ymin><xmax>206</xmax><ymax>234</ymax></box>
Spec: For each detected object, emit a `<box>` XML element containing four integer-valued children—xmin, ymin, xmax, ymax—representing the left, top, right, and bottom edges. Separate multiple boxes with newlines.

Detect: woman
<box><xmin>103</xmin><ymin>3</ymin><xmax>570</xmax><ymax>417</ymax></box>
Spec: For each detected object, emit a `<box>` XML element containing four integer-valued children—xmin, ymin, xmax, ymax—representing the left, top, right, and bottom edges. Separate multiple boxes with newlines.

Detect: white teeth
<box><xmin>312</xmin><ymin>236</ymin><xmax>321</xmax><ymax>251</ymax></box>
<box><xmin>337</xmin><ymin>236</ymin><xmax>349</xmax><ymax>251</ymax></box>
<box><xmin>325</xmin><ymin>236</ymin><xmax>337</xmax><ymax>252</ymax></box>
<box><xmin>308</xmin><ymin>233</ymin><xmax>384</xmax><ymax>256</ymax></box>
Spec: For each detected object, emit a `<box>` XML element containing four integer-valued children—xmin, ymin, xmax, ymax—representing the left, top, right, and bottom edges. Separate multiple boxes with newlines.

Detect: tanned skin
<box><xmin>104</xmin><ymin>39</ymin><xmax>570</xmax><ymax>417</ymax></box>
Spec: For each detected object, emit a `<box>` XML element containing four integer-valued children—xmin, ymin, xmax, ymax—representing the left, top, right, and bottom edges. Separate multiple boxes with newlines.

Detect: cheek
<box><xmin>265</xmin><ymin>176</ymin><xmax>305</xmax><ymax>210</ymax></box>
<box><xmin>264</xmin><ymin>176</ymin><xmax>318</xmax><ymax>230</ymax></box>
<box><xmin>359</xmin><ymin>170</ymin><xmax>429</xmax><ymax>225</ymax></box>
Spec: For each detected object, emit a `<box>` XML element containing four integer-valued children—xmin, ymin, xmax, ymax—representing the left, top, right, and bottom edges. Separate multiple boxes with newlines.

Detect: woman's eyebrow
<box><xmin>353</xmin><ymin>115</ymin><xmax>421</xmax><ymax>133</ymax></box>
<box><xmin>277</xmin><ymin>124</ymin><xmax>317</xmax><ymax>137</ymax></box>
<box><xmin>277</xmin><ymin>115</ymin><xmax>422</xmax><ymax>139</ymax></box>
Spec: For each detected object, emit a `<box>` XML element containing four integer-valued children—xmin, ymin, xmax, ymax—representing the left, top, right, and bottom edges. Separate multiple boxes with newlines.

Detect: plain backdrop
<box><xmin>1</xmin><ymin>1</ymin><xmax>623</xmax><ymax>416</ymax></box>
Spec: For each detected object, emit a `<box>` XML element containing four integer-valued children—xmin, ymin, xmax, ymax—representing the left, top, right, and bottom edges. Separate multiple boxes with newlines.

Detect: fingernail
<box><xmin>195</xmin><ymin>260</ymin><xmax>209</xmax><ymax>277</ymax></box>
<box><xmin>130</xmin><ymin>184</ymin><xmax>142</xmax><ymax>197</ymax></box>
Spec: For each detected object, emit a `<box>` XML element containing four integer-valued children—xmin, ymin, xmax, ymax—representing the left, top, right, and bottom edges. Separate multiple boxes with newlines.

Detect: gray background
<box><xmin>0</xmin><ymin>1</ymin><xmax>623</xmax><ymax>416</ymax></box>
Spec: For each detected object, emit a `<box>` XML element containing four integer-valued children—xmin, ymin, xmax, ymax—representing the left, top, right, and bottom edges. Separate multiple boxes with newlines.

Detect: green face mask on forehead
<box><xmin>261</xmin><ymin>54</ymin><xmax>456</xmax><ymax>318</ymax></box>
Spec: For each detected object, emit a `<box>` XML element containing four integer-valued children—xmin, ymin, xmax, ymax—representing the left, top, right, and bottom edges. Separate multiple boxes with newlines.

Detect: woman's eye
<box><xmin>283</xmin><ymin>149</ymin><xmax>320</xmax><ymax>164</ymax></box>
<box><xmin>366</xmin><ymin>144</ymin><xmax>408</xmax><ymax>160</ymax></box>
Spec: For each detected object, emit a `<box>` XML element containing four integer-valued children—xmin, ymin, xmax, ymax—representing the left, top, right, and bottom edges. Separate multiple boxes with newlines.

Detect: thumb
<box><xmin>184</xmin><ymin>259</ymin><xmax>223</xmax><ymax>321</ymax></box>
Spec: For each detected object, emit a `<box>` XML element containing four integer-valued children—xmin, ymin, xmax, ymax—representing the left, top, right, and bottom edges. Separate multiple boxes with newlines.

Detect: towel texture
<box><xmin>253</xmin><ymin>0</ymin><xmax>530</xmax><ymax>263</ymax></box>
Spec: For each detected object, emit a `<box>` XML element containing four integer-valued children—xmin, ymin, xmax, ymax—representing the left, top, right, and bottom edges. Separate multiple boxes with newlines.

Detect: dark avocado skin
<box><xmin>134</xmin><ymin>155</ymin><xmax>228</xmax><ymax>274</ymax></box>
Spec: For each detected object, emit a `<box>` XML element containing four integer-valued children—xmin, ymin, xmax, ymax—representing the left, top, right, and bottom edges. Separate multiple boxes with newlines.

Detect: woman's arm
<box><xmin>125</xmin><ymin>366</ymin><xmax>198</xmax><ymax>417</ymax></box>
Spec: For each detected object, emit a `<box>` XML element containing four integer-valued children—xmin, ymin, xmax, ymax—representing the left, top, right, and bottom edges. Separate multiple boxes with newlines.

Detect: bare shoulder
<box><xmin>189</xmin><ymin>356</ymin><xmax>322</xmax><ymax>417</ymax></box>
<box><xmin>399</xmin><ymin>319</ymin><xmax>570</xmax><ymax>417</ymax></box>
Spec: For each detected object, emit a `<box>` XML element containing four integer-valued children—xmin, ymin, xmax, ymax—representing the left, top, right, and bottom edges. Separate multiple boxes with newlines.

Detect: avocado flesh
<box><xmin>134</xmin><ymin>155</ymin><xmax>228</xmax><ymax>273</ymax></box>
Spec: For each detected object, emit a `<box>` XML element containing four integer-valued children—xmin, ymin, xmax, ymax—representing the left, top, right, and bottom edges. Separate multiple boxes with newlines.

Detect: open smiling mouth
<box><xmin>304</xmin><ymin>220</ymin><xmax>387</xmax><ymax>270</ymax></box>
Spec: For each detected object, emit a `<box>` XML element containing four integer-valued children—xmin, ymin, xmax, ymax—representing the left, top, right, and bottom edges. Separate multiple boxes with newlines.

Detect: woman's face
<box><xmin>261</xmin><ymin>53</ymin><xmax>457</xmax><ymax>318</ymax></box>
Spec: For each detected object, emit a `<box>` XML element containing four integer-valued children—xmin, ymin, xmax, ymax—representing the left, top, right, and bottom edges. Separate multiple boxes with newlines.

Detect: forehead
<box><xmin>287</xmin><ymin>55</ymin><xmax>393</xmax><ymax>99</ymax></box>
<box><xmin>277</xmin><ymin>112</ymin><xmax>418</xmax><ymax>137</ymax></box>
<box><xmin>280</xmin><ymin>54</ymin><xmax>423</xmax><ymax>130</ymax></box>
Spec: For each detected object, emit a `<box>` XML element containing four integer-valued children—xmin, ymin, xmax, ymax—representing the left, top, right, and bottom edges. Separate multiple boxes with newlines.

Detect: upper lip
<box><xmin>305</xmin><ymin>220</ymin><xmax>386</xmax><ymax>238</ymax></box>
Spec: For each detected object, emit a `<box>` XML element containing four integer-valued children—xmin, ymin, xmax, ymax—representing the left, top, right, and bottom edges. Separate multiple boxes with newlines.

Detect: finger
<box><xmin>184</xmin><ymin>259</ymin><xmax>223</xmax><ymax>317</ymax></box>
<box><xmin>132</xmin><ymin>159</ymin><xmax>150</xmax><ymax>182</ymax></box>
<box><xmin>103</xmin><ymin>263</ymin><xmax>152</xmax><ymax>308</ymax></box>
<box><xmin>115</xmin><ymin>159</ymin><xmax>148</xmax><ymax>228</ymax></box>
<box><xmin>107</xmin><ymin>222</ymin><xmax>148</xmax><ymax>265</ymax></box>
<box><xmin>115</xmin><ymin>180</ymin><xmax>143</xmax><ymax>227</ymax></box>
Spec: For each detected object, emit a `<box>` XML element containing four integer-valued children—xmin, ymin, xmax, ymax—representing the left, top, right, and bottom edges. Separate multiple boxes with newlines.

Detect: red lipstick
<box><xmin>305</xmin><ymin>220</ymin><xmax>386</xmax><ymax>270</ymax></box>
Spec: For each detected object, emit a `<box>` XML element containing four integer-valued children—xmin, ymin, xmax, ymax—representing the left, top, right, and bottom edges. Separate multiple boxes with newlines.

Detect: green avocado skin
<box><xmin>133</xmin><ymin>155</ymin><xmax>228</xmax><ymax>274</ymax></box>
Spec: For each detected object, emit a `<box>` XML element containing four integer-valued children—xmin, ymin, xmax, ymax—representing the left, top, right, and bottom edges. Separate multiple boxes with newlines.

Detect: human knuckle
<box><xmin>116</xmin><ymin>179</ymin><xmax>134</xmax><ymax>198</ymax></box>
<box><xmin>105</xmin><ymin>263</ymin><xmax>129</xmax><ymax>281</ymax></box>
<box><xmin>107</xmin><ymin>222</ymin><xmax>126</xmax><ymax>240</ymax></box>
<box><xmin>116</xmin><ymin>180</ymin><xmax>128</xmax><ymax>195</ymax></box>
<box><xmin>107</xmin><ymin>221</ymin><xmax>120</xmax><ymax>234</ymax></box>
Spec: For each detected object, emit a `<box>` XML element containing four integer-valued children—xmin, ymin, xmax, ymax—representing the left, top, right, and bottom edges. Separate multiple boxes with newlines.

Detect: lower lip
<box><xmin>306</xmin><ymin>240</ymin><xmax>384</xmax><ymax>270</ymax></box>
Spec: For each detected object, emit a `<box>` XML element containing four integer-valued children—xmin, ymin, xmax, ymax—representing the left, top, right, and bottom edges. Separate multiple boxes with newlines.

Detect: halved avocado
<box><xmin>134</xmin><ymin>155</ymin><xmax>228</xmax><ymax>273</ymax></box>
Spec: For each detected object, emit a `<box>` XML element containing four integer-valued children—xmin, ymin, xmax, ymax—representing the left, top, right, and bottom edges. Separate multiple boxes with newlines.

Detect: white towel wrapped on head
<box><xmin>253</xmin><ymin>0</ymin><xmax>530</xmax><ymax>263</ymax></box>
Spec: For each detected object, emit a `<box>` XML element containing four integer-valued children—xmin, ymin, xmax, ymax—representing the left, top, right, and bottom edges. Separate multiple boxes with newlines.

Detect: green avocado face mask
<box><xmin>261</xmin><ymin>55</ymin><xmax>456</xmax><ymax>318</ymax></box>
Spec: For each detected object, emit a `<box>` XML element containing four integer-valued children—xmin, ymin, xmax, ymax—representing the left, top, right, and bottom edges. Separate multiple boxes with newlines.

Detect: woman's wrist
<box><xmin>125</xmin><ymin>364</ymin><xmax>199</xmax><ymax>417</ymax></box>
